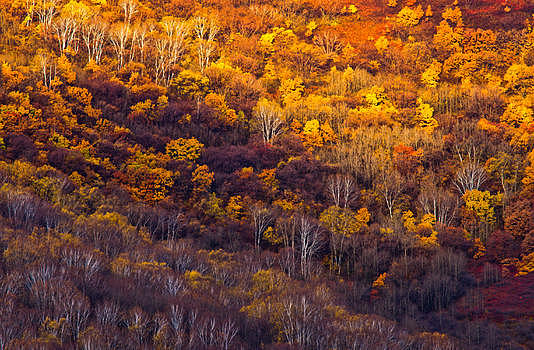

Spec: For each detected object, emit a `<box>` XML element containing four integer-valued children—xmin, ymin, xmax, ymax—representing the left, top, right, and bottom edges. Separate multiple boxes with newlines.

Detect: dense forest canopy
<box><xmin>1</xmin><ymin>0</ymin><xmax>534</xmax><ymax>348</ymax></box>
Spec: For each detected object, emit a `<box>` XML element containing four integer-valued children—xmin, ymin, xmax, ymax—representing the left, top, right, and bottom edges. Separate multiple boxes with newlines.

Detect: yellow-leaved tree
<box><xmin>416</xmin><ymin>98</ymin><xmax>438</xmax><ymax>133</ymax></box>
<box><xmin>166</xmin><ymin>137</ymin><xmax>204</xmax><ymax>162</ymax></box>
<box><xmin>396</xmin><ymin>6</ymin><xmax>424</xmax><ymax>27</ymax></box>
<box><xmin>191</xmin><ymin>164</ymin><xmax>214</xmax><ymax>197</ymax></box>
<box><xmin>421</xmin><ymin>60</ymin><xmax>442</xmax><ymax>88</ymax></box>
<box><xmin>462</xmin><ymin>189</ymin><xmax>502</xmax><ymax>241</ymax></box>
<box><xmin>320</xmin><ymin>206</ymin><xmax>370</xmax><ymax>273</ymax></box>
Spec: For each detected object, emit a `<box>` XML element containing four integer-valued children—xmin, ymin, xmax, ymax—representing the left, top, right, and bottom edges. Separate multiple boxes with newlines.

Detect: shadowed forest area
<box><xmin>1</xmin><ymin>0</ymin><xmax>534</xmax><ymax>348</ymax></box>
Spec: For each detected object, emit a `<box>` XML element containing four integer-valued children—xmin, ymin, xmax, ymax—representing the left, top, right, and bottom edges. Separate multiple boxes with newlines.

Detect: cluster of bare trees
<box><xmin>29</xmin><ymin>0</ymin><xmax>220</xmax><ymax>86</ymax></box>
<box><xmin>250</xmin><ymin>204</ymin><xmax>272</xmax><ymax>251</ymax></box>
<box><xmin>125</xmin><ymin>203</ymin><xmax>185</xmax><ymax>241</ymax></box>
<box><xmin>313</xmin><ymin>31</ymin><xmax>342</xmax><ymax>55</ymax></box>
<box><xmin>252</xmin><ymin>98</ymin><xmax>284</xmax><ymax>144</ymax></box>
<box><xmin>154</xmin><ymin>18</ymin><xmax>189</xmax><ymax>85</ymax></box>
<box><xmin>81</xmin><ymin>20</ymin><xmax>108</xmax><ymax>64</ymax></box>
<box><xmin>327</xmin><ymin>173</ymin><xmax>357</xmax><ymax>209</ymax></box>
<box><xmin>193</xmin><ymin>17</ymin><xmax>219</xmax><ymax>73</ymax></box>
<box><xmin>34</xmin><ymin>0</ymin><xmax>58</xmax><ymax>28</ymax></box>
<box><xmin>419</xmin><ymin>181</ymin><xmax>458</xmax><ymax>227</ymax></box>
<box><xmin>252</xmin><ymin>208</ymin><xmax>324</xmax><ymax>279</ymax></box>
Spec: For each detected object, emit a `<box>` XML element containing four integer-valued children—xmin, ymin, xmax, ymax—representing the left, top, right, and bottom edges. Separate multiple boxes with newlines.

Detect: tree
<box><xmin>421</xmin><ymin>60</ymin><xmax>442</xmax><ymax>88</ymax></box>
<box><xmin>485</xmin><ymin>152</ymin><xmax>522</xmax><ymax>205</ymax></box>
<box><xmin>296</xmin><ymin>215</ymin><xmax>323</xmax><ymax>279</ymax></box>
<box><xmin>462</xmin><ymin>189</ymin><xmax>502</xmax><ymax>241</ymax></box>
<box><xmin>419</xmin><ymin>182</ymin><xmax>457</xmax><ymax>227</ymax></box>
<box><xmin>169</xmin><ymin>69</ymin><xmax>210</xmax><ymax>115</ymax></box>
<box><xmin>396</xmin><ymin>6</ymin><xmax>424</xmax><ymax>27</ymax></box>
<box><xmin>194</xmin><ymin>17</ymin><xmax>218</xmax><ymax>73</ymax></box>
<box><xmin>109</xmin><ymin>0</ymin><xmax>138</xmax><ymax>69</ymax></box>
<box><xmin>37</xmin><ymin>51</ymin><xmax>58</xmax><ymax>90</ymax></box>
<box><xmin>503</xmin><ymin>63</ymin><xmax>534</xmax><ymax>96</ymax></box>
<box><xmin>313</xmin><ymin>31</ymin><xmax>341</xmax><ymax>55</ymax></box>
<box><xmin>453</xmin><ymin>150</ymin><xmax>488</xmax><ymax>196</ymax></box>
<box><xmin>252</xmin><ymin>98</ymin><xmax>284</xmax><ymax>144</ymax></box>
<box><xmin>191</xmin><ymin>164</ymin><xmax>213</xmax><ymax>196</ymax></box>
<box><xmin>300</xmin><ymin>119</ymin><xmax>323</xmax><ymax>149</ymax></box>
<box><xmin>417</xmin><ymin>98</ymin><xmax>438</xmax><ymax>134</ymax></box>
<box><xmin>166</xmin><ymin>138</ymin><xmax>203</xmax><ymax>162</ymax></box>
<box><xmin>320</xmin><ymin>205</ymin><xmax>369</xmax><ymax>273</ymax></box>
<box><xmin>81</xmin><ymin>19</ymin><xmax>107</xmax><ymax>64</ymax></box>
<box><xmin>35</xmin><ymin>0</ymin><xmax>59</xmax><ymax>28</ymax></box>
<box><xmin>52</xmin><ymin>0</ymin><xmax>91</xmax><ymax>54</ymax></box>
<box><xmin>250</xmin><ymin>205</ymin><xmax>272</xmax><ymax>251</ymax></box>
<box><xmin>277</xmin><ymin>294</ymin><xmax>320</xmax><ymax>347</ymax></box>
<box><xmin>433</xmin><ymin>6</ymin><xmax>464</xmax><ymax>55</ymax></box>
<box><xmin>326</xmin><ymin>174</ymin><xmax>356</xmax><ymax>209</ymax></box>
<box><xmin>154</xmin><ymin>17</ymin><xmax>189</xmax><ymax>86</ymax></box>
<box><xmin>109</xmin><ymin>22</ymin><xmax>130</xmax><ymax>70</ymax></box>
<box><xmin>375</xmin><ymin>167</ymin><xmax>403</xmax><ymax>219</ymax></box>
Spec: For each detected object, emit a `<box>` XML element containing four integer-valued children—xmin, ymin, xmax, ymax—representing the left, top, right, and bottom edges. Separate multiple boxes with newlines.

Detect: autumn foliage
<box><xmin>0</xmin><ymin>0</ymin><xmax>533</xmax><ymax>348</ymax></box>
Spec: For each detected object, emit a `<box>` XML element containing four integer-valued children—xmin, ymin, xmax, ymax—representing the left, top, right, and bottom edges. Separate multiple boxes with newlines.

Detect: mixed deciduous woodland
<box><xmin>1</xmin><ymin>0</ymin><xmax>534</xmax><ymax>348</ymax></box>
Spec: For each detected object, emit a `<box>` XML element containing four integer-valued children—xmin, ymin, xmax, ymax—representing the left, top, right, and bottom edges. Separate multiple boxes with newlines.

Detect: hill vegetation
<box><xmin>1</xmin><ymin>0</ymin><xmax>534</xmax><ymax>348</ymax></box>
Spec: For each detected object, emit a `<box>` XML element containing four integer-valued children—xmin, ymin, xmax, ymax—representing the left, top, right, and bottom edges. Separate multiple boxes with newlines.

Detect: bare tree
<box><xmin>24</xmin><ymin>0</ymin><xmax>37</xmax><ymax>26</ymax></box>
<box><xmin>419</xmin><ymin>182</ymin><xmax>458</xmax><ymax>227</ymax></box>
<box><xmin>0</xmin><ymin>310</ymin><xmax>17</xmax><ymax>350</ymax></box>
<box><xmin>278</xmin><ymin>295</ymin><xmax>320</xmax><ymax>347</ymax></box>
<box><xmin>164</xmin><ymin>274</ymin><xmax>185</xmax><ymax>296</ymax></box>
<box><xmin>453</xmin><ymin>147</ymin><xmax>488</xmax><ymax>195</ymax></box>
<box><xmin>219</xmin><ymin>319</ymin><xmax>238</xmax><ymax>350</ymax></box>
<box><xmin>194</xmin><ymin>17</ymin><xmax>218</xmax><ymax>73</ymax></box>
<box><xmin>60</xmin><ymin>247</ymin><xmax>102</xmax><ymax>285</ymax></box>
<box><xmin>52</xmin><ymin>4</ymin><xmax>90</xmax><ymax>54</ymax></box>
<box><xmin>165</xmin><ymin>212</ymin><xmax>184</xmax><ymax>241</ymax></box>
<box><xmin>327</xmin><ymin>174</ymin><xmax>357</xmax><ymax>209</ymax></box>
<box><xmin>63</xmin><ymin>294</ymin><xmax>90</xmax><ymax>340</ymax></box>
<box><xmin>154</xmin><ymin>18</ymin><xmax>189</xmax><ymax>85</ymax></box>
<box><xmin>313</xmin><ymin>31</ymin><xmax>341</xmax><ymax>55</ymax></box>
<box><xmin>35</xmin><ymin>0</ymin><xmax>58</xmax><ymax>28</ymax></box>
<box><xmin>297</xmin><ymin>216</ymin><xmax>323</xmax><ymax>279</ymax></box>
<box><xmin>250</xmin><ymin>205</ymin><xmax>272</xmax><ymax>251</ymax></box>
<box><xmin>278</xmin><ymin>247</ymin><xmax>298</xmax><ymax>278</ymax></box>
<box><xmin>197</xmin><ymin>317</ymin><xmax>217</xmax><ymax>347</ymax></box>
<box><xmin>109</xmin><ymin>23</ymin><xmax>129</xmax><ymax>70</ymax></box>
<box><xmin>169</xmin><ymin>304</ymin><xmax>184</xmax><ymax>332</ymax></box>
<box><xmin>109</xmin><ymin>0</ymin><xmax>137</xmax><ymax>69</ymax></box>
<box><xmin>375</xmin><ymin>167</ymin><xmax>403</xmax><ymax>219</ymax></box>
<box><xmin>94</xmin><ymin>301</ymin><xmax>120</xmax><ymax>327</ymax></box>
<box><xmin>120</xmin><ymin>0</ymin><xmax>138</xmax><ymax>26</ymax></box>
<box><xmin>132</xmin><ymin>22</ymin><xmax>151</xmax><ymax>64</ymax></box>
<box><xmin>253</xmin><ymin>98</ymin><xmax>284</xmax><ymax>144</ymax></box>
<box><xmin>53</xmin><ymin>17</ymin><xmax>79</xmax><ymax>53</ymax></box>
<box><xmin>168</xmin><ymin>305</ymin><xmax>186</xmax><ymax>348</ymax></box>
<box><xmin>38</xmin><ymin>52</ymin><xmax>57</xmax><ymax>89</ymax></box>
<box><xmin>81</xmin><ymin>20</ymin><xmax>107</xmax><ymax>63</ymax></box>
<box><xmin>126</xmin><ymin>307</ymin><xmax>148</xmax><ymax>345</ymax></box>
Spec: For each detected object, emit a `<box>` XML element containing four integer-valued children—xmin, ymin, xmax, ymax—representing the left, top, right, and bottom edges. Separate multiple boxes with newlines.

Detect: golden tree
<box><xmin>166</xmin><ymin>138</ymin><xmax>204</xmax><ymax>162</ymax></box>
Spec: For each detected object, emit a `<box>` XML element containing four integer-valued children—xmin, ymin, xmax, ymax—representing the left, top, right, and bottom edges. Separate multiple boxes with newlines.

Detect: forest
<box><xmin>1</xmin><ymin>0</ymin><xmax>534</xmax><ymax>348</ymax></box>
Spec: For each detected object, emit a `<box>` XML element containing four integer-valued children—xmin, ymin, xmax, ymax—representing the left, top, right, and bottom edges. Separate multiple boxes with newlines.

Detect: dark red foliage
<box><xmin>219</xmin><ymin>170</ymin><xmax>268</xmax><ymax>201</ymax></box>
<box><xmin>47</xmin><ymin>148</ymin><xmax>88</xmax><ymax>175</ymax></box>
<box><xmin>202</xmin><ymin>143</ymin><xmax>286</xmax><ymax>174</ymax></box>
<box><xmin>486</xmin><ymin>230</ymin><xmax>521</xmax><ymax>262</ymax></box>
<box><xmin>130</xmin><ymin>131</ymin><xmax>168</xmax><ymax>154</ymax></box>
<box><xmin>82</xmin><ymin>78</ymin><xmax>127</xmax><ymax>109</ymax></box>
<box><xmin>3</xmin><ymin>134</ymin><xmax>38</xmax><ymax>161</ymax></box>
<box><xmin>159</xmin><ymin>101</ymin><xmax>195</xmax><ymax>124</ymax></box>
<box><xmin>481</xmin><ymin>273</ymin><xmax>534</xmax><ymax>322</ymax></box>
<box><xmin>438</xmin><ymin>226</ymin><xmax>474</xmax><ymax>253</ymax></box>
<box><xmin>95</xmin><ymin>140</ymin><xmax>132</xmax><ymax>165</ymax></box>
<box><xmin>276</xmin><ymin>156</ymin><xmax>332</xmax><ymax>203</ymax></box>
<box><xmin>504</xmin><ymin>197</ymin><xmax>534</xmax><ymax>240</ymax></box>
